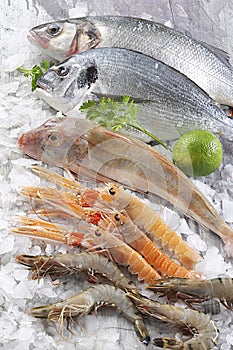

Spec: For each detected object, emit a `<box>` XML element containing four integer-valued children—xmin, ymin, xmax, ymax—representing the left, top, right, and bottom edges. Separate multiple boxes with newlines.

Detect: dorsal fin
<box><xmin>198</xmin><ymin>40</ymin><xmax>232</xmax><ymax>69</ymax></box>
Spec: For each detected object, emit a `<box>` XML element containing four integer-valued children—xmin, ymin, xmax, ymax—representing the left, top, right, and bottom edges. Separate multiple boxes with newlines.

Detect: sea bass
<box><xmin>36</xmin><ymin>47</ymin><xmax>233</xmax><ymax>141</ymax></box>
<box><xmin>18</xmin><ymin>117</ymin><xmax>233</xmax><ymax>256</ymax></box>
<box><xmin>29</xmin><ymin>16</ymin><xmax>233</xmax><ymax>106</ymax></box>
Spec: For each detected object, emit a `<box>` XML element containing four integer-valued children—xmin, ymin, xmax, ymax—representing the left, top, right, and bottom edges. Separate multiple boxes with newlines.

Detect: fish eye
<box><xmin>47</xmin><ymin>23</ymin><xmax>62</xmax><ymax>36</ymax></box>
<box><xmin>47</xmin><ymin>132</ymin><xmax>60</xmax><ymax>144</ymax></box>
<box><xmin>109</xmin><ymin>187</ymin><xmax>116</xmax><ymax>196</ymax></box>
<box><xmin>55</xmin><ymin>66</ymin><xmax>70</xmax><ymax>77</ymax></box>
<box><xmin>49</xmin><ymin>134</ymin><xmax>58</xmax><ymax>141</ymax></box>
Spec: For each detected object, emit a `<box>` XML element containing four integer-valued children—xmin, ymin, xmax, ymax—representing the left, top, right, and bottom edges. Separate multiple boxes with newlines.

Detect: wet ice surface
<box><xmin>0</xmin><ymin>1</ymin><xmax>233</xmax><ymax>349</ymax></box>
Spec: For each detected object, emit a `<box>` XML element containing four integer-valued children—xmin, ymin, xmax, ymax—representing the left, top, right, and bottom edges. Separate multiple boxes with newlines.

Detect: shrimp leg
<box><xmin>101</xmin><ymin>211</ymin><xmax>202</xmax><ymax>279</ymax></box>
<box><xmin>12</xmin><ymin>217</ymin><xmax>162</xmax><ymax>283</ymax></box>
<box><xmin>15</xmin><ymin>252</ymin><xmax>138</xmax><ymax>294</ymax></box>
<box><xmin>30</xmin><ymin>166</ymin><xmax>201</xmax><ymax>270</ymax></box>
<box><xmin>147</xmin><ymin>277</ymin><xmax>233</xmax><ymax>310</ymax></box>
<box><xmin>129</xmin><ymin>293</ymin><xmax>218</xmax><ymax>350</ymax></box>
<box><xmin>18</xmin><ymin>185</ymin><xmax>202</xmax><ymax>279</ymax></box>
<box><xmin>91</xmin><ymin>184</ymin><xmax>202</xmax><ymax>270</ymax></box>
<box><xmin>29</xmin><ymin>284</ymin><xmax>150</xmax><ymax>345</ymax></box>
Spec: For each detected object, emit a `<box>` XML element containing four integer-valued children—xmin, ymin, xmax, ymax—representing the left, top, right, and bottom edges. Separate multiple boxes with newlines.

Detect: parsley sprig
<box><xmin>80</xmin><ymin>96</ymin><xmax>171</xmax><ymax>151</ymax></box>
<box><xmin>18</xmin><ymin>60</ymin><xmax>52</xmax><ymax>91</ymax></box>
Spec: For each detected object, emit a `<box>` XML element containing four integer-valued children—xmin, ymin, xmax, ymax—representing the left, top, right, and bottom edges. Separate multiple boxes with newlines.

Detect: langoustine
<box><xmin>29</xmin><ymin>283</ymin><xmax>150</xmax><ymax>345</ymax></box>
<box><xmin>82</xmin><ymin>182</ymin><xmax>202</xmax><ymax>270</ymax></box>
<box><xmin>18</xmin><ymin>118</ymin><xmax>233</xmax><ymax>256</ymax></box>
<box><xmin>129</xmin><ymin>293</ymin><xmax>218</xmax><ymax>349</ymax></box>
<box><xmin>30</xmin><ymin>165</ymin><xmax>202</xmax><ymax>269</ymax></box>
<box><xmin>100</xmin><ymin>211</ymin><xmax>201</xmax><ymax>279</ymax></box>
<box><xmin>147</xmin><ymin>277</ymin><xmax>233</xmax><ymax>310</ymax></box>
<box><xmin>13</xmin><ymin>217</ymin><xmax>162</xmax><ymax>283</ymax></box>
<box><xmin>18</xmin><ymin>183</ymin><xmax>201</xmax><ymax>279</ymax></box>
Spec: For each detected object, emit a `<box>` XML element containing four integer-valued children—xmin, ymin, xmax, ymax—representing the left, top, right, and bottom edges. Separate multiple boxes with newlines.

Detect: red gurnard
<box><xmin>18</xmin><ymin>117</ymin><xmax>233</xmax><ymax>255</ymax></box>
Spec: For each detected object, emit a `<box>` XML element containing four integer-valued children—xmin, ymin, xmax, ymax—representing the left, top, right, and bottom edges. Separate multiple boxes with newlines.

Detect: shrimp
<box><xmin>12</xmin><ymin>217</ymin><xmax>162</xmax><ymax>283</ymax></box>
<box><xmin>29</xmin><ymin>166</ymin><xmax>202</xmax><ymax>270</ymax></box>
<box><xmin>83</xmin><ymin>183</ymin><xmax>202</xmax><ymax>270</ymax></box>
<box><xmin>15</xmin><ymin>252</ymin><xmax>138</xmax><ymax>294</ymax></box>
<box><xmin>129</xmin><ymin>293</ymin><xmax>218</xmax><ymax>350</ymax></box>
<box><xmin>29</xmin><ymin>284</ymin><xmax>150</xmax><ymax>345</ymax></box>
<box><xmin>101</xmin><ymin>211</ymin><xmax>202</xmax><ymax>279</ymax></box>
<box><xmin>147</xmin><ymin>277</ymin><xmax>233</xmax><ymax>310</ymax></box>
<box><xmin>18</xmin><ymin>118</ymin><xmax>233</xmax><ymax>257</ymax></box>
<box><xmin>19</xmin><ymin>184</ymin><xmax>202</xmax><ymax>278</ymax></box>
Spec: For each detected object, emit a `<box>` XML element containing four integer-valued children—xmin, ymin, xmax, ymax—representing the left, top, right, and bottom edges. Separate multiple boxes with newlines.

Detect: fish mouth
<box><xmin>35</xmin><ymin>87</ymin><xmax>73</xmax><ymax>113</ymax></box>
<box><xmin>36</xmin><ymin>78</ymin><xmax>52</xmax><ymax>92</ymax></box>
<box><xmin>18</xmin><ymin>133</ymin><xmax>26</xmax><ymax>148</ymax></box>
<box><xmin>66</xmin><ymin>34</ymin><xmax>78</xmax><ymax>57</ymax></box>
<box><xmin>18</xmin><ymin>132</ymin><xmax>44</xmax><ymax>160</ymax></box>
<box><xmin>27</xmin><ymin>30</ymin><xmax>49</xmax><ymax>49</ymax></box>
<box><xmin>18</xmin><ymin>133</ymin><xmax>35</xmax><ymax>157</ymax></box>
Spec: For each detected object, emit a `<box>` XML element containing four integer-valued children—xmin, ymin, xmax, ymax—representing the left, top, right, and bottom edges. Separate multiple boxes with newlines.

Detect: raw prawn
<box><xmin>29</xmin><ymin>284</ymin><xmax>150</xmax><ymax>345</ymax></box>
<box><xmin>18</xmin><ymin>118</ymin><xmax>233</xmax><ymax>256</ymax></box>
<box><xmin>147</xmin><ymin>277</ymin><xmax>233</xmax><ymax>310</ymax></box>
<box><xmin>15</xmin><ymin>252</ymin><xmax>138</xmax><ymax>294</ymax></box>
<box><xmin>101</xmin><ymin>211</ymin><xmax>202</xmax><ymax>279</ymax></box>
<box><xmin>31</xmin><ymin>166</ymin><xmax>202</xmax><ymax>270</ymax></box>
<box><xmin>19</xmin><ymin>184</ymin><xmax>201</xmax><ymax>279</ymax></box>
<box><xmin>129</xmin><ymin>293</ymin><xmax>218</xmax><ymax>349</ymax></box>
<box><xmin>12</xmin><ymin>217</ymin><xmax>162</xmax><ymax>283</ymax></box>
<box><xmin>84</xmin><ymin>183</ymin><xmax>202</xmax><ymax>270</ymax></box>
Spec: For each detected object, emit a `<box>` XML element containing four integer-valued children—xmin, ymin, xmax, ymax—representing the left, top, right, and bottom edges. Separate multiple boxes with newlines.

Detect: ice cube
<box><xmin>1</xmin><ymin>54</ymin><xmax>26</xmax><ymax>72</ymax></box>
<box><xmin>0</xmin><ymin>235</ymin><xmax>15</xmax><ymax>255</ymax></box>
<box><xmin>222</xmin><ymin>199</ymin><xmax>233</xmax><ymax>222</ymax></box>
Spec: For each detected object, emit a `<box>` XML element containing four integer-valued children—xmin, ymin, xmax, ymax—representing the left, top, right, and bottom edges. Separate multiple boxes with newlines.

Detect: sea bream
<box><xmin>36</xmin><ymin>47</ymin><xmax>233</xmax><ymax>141</ymax></box>
<box><xmin>29</xmin><ymin>16</ymin><xmax>233</xmax><ymax>107</ymax></box>
<box><xmin>18</xmin><ymin>117</ymin><xmax>233</xmax><ymax>256</ymax></box>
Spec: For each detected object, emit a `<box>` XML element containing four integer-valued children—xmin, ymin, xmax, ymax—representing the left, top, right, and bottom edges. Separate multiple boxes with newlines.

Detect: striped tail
<box><xmin>153</xmin><ymin>338</ymin><xmax>184</xmax><ymax>349</ymax></box>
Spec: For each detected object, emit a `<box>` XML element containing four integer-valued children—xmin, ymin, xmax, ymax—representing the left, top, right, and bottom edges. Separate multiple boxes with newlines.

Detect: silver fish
<box><xmin>29</xmin><ymin>16</ymin><xmax>233</xmax><ymax>106</ymax></box>
<box><xmin>18</xmin><ymin>117</ymin><xmax>233</xmax><ymax>257</ymax></box>
<box><xmin>36</xmin><ymin>47</ymin><xmax>233</xmax><ymax>141</ymax></box>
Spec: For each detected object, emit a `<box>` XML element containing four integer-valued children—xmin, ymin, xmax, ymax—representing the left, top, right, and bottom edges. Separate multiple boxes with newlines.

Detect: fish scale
<box><xmin>36</xmin><ymin>47</ymin><xmax>233</xmax><ymax>140</ymax></box>
<box><xmin>91</xmin><ymin>17</ymin><xmax>233</xmax><ymax>104</ymax></box>
<box><xmin>18</xmin><ymin>117</ymin><xmax>233</xmax><ymax>257</ymax></box>
<box><xmin>30</xmin><ymin>15</ymin><xmax>233</xmax><ymax>106</ymax></box>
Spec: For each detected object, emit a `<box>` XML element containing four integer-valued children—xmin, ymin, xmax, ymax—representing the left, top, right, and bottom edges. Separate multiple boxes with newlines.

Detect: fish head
<box><xmin>36</xmin><ymin>56</ymin><xmax>98</xmax><ymax>112</ymax></box>
<box><xmin>18</xmin><ymin>117</ymin><xmax>92</xmax><ymax>167</ymax></box>
<box><xmin>28</xmin><ymin>21</ymin><xmax>77</xmax><ymax>60</ymax></box>
<box><xmin>28</xmin><ymin>19</ymin><xmax>101</xmax><ymax>60</ymax></box>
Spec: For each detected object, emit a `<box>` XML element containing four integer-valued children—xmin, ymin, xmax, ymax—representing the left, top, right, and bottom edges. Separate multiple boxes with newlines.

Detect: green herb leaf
<box><xmin>80</xmin><ymin>96</ymin><xmax>171</xmax><ymax>151</ymax></box>
<box><xmin>41</xmin><ymin>59</ymin><xmax>51</xmax><ymax>71</ymax></box>
<box><xmin>18</xmin><ymin>60</ymin><xmax>53</xmax><ymax>91</ymax></box>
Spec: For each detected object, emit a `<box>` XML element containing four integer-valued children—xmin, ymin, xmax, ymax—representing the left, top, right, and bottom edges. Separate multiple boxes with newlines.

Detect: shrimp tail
<box><xmin>134</xmin><ymin>319</ymin><xmax>151</xmax><ymax>346</ymax></box>
<box><xmin>30</xmin><ymin>304</ymin><xmax>55</xmax><ymax>318</ymax></box>
<box><xmin>153</xmin><ymin>338</ymin><xmax>184</xmax><ymax>349</ymax></box>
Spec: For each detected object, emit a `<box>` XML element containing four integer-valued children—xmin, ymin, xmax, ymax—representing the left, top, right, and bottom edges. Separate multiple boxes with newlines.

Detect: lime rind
<box><xmin>172</xmin><ymin>130</ymin><xmax>223</xmax><ymax>177</ymax></box>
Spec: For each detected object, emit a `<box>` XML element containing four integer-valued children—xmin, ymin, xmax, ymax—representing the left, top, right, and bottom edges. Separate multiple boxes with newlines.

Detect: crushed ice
<box><xmin>0</xmin><ymin>1</ymin><xmax>233</xmax><ymax>350</ymax></box>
